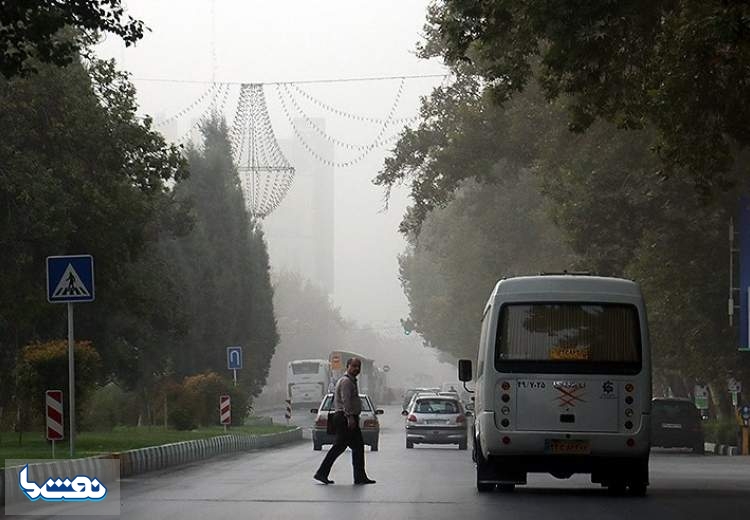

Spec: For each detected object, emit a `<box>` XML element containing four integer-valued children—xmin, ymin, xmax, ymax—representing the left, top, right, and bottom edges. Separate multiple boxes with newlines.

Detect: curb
<box><xmin>116</xmin><ymin>428</ymin><xmax>303</xmax><ymax>477</ymax></box>
<box><xmin>1</xmin><ymin>455</ymin><xmax>108</xmax><ymax>508</ymax></box>
<box><xmin>2</xmin><ymin>428</ymin><xmax>302</xmax><ymax>506</ymax></box>
<box><xmin>705</xmin><ymin>442</ymin><xmax>740</xmax><ymax>456</ymax></box>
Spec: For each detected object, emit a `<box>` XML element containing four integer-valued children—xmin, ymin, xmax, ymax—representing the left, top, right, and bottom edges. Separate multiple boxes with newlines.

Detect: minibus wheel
<box><xmin>628</xmin><ymin>481</ymin><xmax>647</xmax><ymax>496</ymax></box>
<box><xmin>607</xmin><ymin>480</ymin><xmax>627</xmax><ymax>495</ymax></box>
<box><xmin>475</xmin><ymin>439</ymin><xmax>495</xmax><ymax>492</ymax></box>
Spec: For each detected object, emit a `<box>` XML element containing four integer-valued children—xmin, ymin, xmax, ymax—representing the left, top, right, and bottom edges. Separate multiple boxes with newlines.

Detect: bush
<box><xmin>15</xmin><ymin>340</ymin><xmax>102</xmax><ymax>432</ymax></box>
<box><xmin>703</xmin><ymin>419</ymin><xmax>739</xmax><ymax>445</ymax></box>
<box><xmin>168</xmin><ymin>406</ymin><xmax>196</xmax><ymax>431</ymax></box>
<box><xmin>170</xmin><ymin>371</ymin><xmax>249</xmax><ymax>428</ymax></box>
<box><xmin>82</xmin><ymin>382</ymin><xmax>139</xmax><ymax>431</ymax></box>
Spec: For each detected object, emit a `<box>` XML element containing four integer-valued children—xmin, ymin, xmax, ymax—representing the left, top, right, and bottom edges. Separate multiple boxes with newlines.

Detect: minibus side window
<box><xmin>477</xmin><ymin>306</ymin><xmax>491</xmax><ymax>377</ymax></box>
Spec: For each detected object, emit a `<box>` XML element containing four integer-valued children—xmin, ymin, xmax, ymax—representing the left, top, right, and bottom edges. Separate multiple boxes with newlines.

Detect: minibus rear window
<box><xmin>495</xmin><ymin>303</ymin><xmax>642</xmax><ymax>374</ymax></box>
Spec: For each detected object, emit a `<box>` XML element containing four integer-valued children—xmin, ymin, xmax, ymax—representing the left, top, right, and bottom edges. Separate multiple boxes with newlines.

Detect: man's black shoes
<box><xmin>314</xmin><ymin>474</ymin><xmax>334</xmax><ymax>485</ymax></box>
<box><xmin>354</xmin><ymin>478</ymin><xmax>376</xmax><ymax>485</ymax></box>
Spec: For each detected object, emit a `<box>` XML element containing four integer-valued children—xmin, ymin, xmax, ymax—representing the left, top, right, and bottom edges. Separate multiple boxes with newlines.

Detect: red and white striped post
<box><xmin>46</xmin><ymin>390</ymin><xmax>64</xmax><ymax>458</ymax></box>
<box><xmin>220</xmin><ymin>395</ymin><xmax>231</xmax><ymax>431</ymax></box>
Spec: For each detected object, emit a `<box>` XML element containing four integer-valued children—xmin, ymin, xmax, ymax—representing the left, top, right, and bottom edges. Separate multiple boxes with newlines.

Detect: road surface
<box><xmin>113</xmin><ymin>405</ymin><xmax>750</xmax><ymax>520</ymax></box>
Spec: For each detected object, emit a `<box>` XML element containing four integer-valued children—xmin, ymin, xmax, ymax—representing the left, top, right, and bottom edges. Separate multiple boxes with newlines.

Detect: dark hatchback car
<box><xmin>651</xmin><ymin>398</ymin><xmax>704</xmax><ymax>453</ymax></box>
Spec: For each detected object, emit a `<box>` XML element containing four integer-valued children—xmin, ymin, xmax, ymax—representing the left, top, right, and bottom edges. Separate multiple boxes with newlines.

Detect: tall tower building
<box><xmin>263</xmin><ymin>118</ymin><xmax>334</xmax><ymax>295</ymax></box>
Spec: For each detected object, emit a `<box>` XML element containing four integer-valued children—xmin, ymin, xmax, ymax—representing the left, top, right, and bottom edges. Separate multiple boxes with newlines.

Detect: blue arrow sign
<box><xmin>47</xmin><ymin>255</ymin><xmax>95</xmax><ymax>303</ymax></box>
<box><xmin>227</xmin><ymin>346</ymin><xmax>243</xmax><ymax>370</ymax></box>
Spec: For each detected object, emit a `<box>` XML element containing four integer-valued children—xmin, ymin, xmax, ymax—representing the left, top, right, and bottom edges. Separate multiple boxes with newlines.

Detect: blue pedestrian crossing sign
<box><xmin>227</xmin><ymin>346</ymin><xmax>243</xmax><ymax>370</ymax></box>
<box><xmin>46</xmin><ymin>255</ymin><xmax>95</xmax><ymax>303</ymax></box>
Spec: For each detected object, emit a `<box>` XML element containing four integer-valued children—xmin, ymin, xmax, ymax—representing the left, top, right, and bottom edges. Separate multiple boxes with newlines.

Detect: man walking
<box><xmin>314</xmin><ymin>357</ymin><xmax>376</xmax><ymax>485</ymax></box>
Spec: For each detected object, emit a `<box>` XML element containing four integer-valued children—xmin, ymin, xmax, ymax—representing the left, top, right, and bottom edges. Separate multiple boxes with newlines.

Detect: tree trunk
<box><xmin>709</xmin><ymin>381</ymin><xmax>732</xmax><ymax>420</ymax></box>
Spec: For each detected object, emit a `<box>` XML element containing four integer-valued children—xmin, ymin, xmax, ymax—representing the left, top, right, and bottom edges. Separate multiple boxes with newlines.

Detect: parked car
<box><xmin>651</xmin><ymin>397</ymin><xmax>704</xmax><ymax>453</ymax></box>
<box><xmin>311</xmin><ymin>393</ymin><xmax>383</xmax><ymax>451</ymax></box>
<box><xmin>403</xmin><ymin>394</ymin><xmax>469</xmax><ymax>449</ymax></box>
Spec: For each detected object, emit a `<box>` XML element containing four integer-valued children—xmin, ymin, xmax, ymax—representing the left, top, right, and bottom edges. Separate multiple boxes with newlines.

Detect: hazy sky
<box><xmin>97</xmin><ymin>1</ymin><xmax>447</xmax><ymax>339</ymax></box>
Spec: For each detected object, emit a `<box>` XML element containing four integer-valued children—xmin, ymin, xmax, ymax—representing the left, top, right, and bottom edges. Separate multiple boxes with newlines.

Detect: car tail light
<box><xmin>502</xmin><ymin>436</ymin><xmax>511</xmax><ymax>445</ymax></box>
<box><xmin>626</xmin><ymin>438</ymin><xmax>635</xmax><ymax>447</ymax></box>
<box><xmin>315</xmin><ymin>417</ymin><xmax>327</xmax><ymax>428</ymax></box>
<box><xmin>407</xmin><ymin>414</ymin><xmax>418</xmax><ymax>422</ymax></box>
<box><xmin>456</xmin><ymin>414</ymin><xmax>465</xmax><ymax>424</ymax></box>
<box><xmin>363</xmin><ymin>419</ymin><xmax>378</xmax><ymax>428</ymax></box>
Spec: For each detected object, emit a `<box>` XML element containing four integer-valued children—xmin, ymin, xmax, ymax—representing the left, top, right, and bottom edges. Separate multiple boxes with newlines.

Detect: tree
<box><xmin>162</xmin><ymin>116</ymin><xmax>279</xmax><ymax>399</ymax></box>
<box><xmin>263</xmin><ymin>272</ymin><xmax>346</xmax><ymax>395</ymax></box>
<box><xmin>379</xmin><ymin>71</ymin><xmax>748</xmax><ymax>399</ymax></box>
<box><xmin>0</xmin><ymin>1</ymin><xmax>145</xmax><ymax>78</ymax></box>
<box><xmin>399</xmin><ymin>173</ymin><xmax>577</xmax><ymax>360</ymax></box>
<box><xmin>0</xmin><ymin>54</ymin><xmax>188</xmax><ymax>424</ymax></box>
<box><xmin>420</xmin><ymin>0</ymin><xmax>750</xmax><ymax>193</ymax></box>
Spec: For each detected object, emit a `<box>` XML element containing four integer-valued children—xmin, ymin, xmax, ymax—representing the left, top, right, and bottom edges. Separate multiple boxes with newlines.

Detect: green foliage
<box><xmin>169</xmin><ymin>371</ymin><xmax>249</xmax><ymax>428</ymax></box>
<box><xmin>376</xmin><ymin>78</ymin><xmax>561</xmax><ymax>236</ymax></box>
<box><xmin>0</xmin><ymin>1</ymin><xmax>146</xmax><ymax>78</ymax></box>
<box><xmin>420</xmin><ymin>0</ymin><xmax>750</xmax><ymax>192</ymax></box>
<box><xmin>82</xmin><ymin>382</ymin><xmax>139</xmax><ymax>431</ymax></box>
<box><xmin>161</xmin><ymin>116</ymin><xmax>279</xmax><ymax>397</ymax></box>
<box><xmin>379</xmin><ymin>64</ymin><xmax>749</xmax><ymax>390</ymax></box>
<box><xmin>168</xmin><ymin>407</ymin><xmax>196</xmax><ymax>431</ymax></box>
<box><xmin>399</xmin><ymin>174</ymin><xmax>577</xmax><ymax>359</ymax></box>
<box><xmin>0</xmin><ymin>49</ymin><xmax>279</xmax><ymax>431</ymax></box>
<box><xmin>15</xmin><ymin>340</ymin><xmax>102</xmax><ymax>432</ymax></box>
<box><xmin>0</xmin><ymin>425</ymin><xmax>294</xmax><ymax>463</ymax></box>
<box><xmin>703</xmin><ymin>419</ymin><xmax>739</xmax><ymax>445</ymax></box>
<box><xmin>0</xmin><ymin>54</ymin><xmax>189</xmax><ymax>414</ymax></box>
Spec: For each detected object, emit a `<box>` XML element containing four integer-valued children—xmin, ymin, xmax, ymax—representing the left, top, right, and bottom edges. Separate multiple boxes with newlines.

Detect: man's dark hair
<box><xmin>346</xmin><ymin>357</ymin><xmax>360</xmax><ymax>368</ymax></box>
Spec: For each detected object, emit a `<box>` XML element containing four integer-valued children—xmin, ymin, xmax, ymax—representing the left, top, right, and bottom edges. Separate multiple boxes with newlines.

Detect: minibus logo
<box><xmin>552</xmin><ymin>381</ymin><xmax>586</xmax><ymax>407</ymax></box>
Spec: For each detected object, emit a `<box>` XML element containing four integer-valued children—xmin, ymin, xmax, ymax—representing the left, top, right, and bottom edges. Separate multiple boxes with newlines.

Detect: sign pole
<box><xmin>52</xmin><ymin>440</ymin><xmax>55</xmax><ymax>459</ymax></box>
<box><xmin>68</xmin><ymin>302</ymin><xmax>75</xmax><ymax>457</ymax></box>
<box><xmin>233</xmin><ymin>369</ymin><xmax>237</xmax><ymax>387</ymax></box>
<box><xmin>47</xmin><ymin>254</ymin><xmax>94</xmax><ymax>457</ymax></box>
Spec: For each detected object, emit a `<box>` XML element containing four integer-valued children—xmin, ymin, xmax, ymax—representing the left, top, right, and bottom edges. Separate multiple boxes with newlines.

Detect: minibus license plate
<box><xmin>546</xmin><ymin>440</ymin><xmax>591</xmax><ymax>455</ymax></box>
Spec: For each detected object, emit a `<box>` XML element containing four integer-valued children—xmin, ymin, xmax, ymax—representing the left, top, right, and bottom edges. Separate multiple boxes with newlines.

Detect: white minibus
<box><xmin>458</xmin><ymin>275</ymin><xmax>651</xmax><ymax>495</ymax></box>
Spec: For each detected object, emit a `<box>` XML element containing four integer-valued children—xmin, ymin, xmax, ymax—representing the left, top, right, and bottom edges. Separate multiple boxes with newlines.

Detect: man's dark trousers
<box><xmin>315</xmin><ymin>411</ymin><xmax>366</xmax><ymax>481</ymax></box>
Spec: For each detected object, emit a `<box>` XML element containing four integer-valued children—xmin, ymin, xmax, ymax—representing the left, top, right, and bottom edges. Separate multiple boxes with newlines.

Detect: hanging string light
<box><xmin>232</xmin><ymin>84</ymin><xmax>296</xmax><ymax>219</ymax></box>
<box><xmin>275</xmin><ymin>79</ymin><xmax>418</xmax><ymax>169</ymax></box>
<box><xmin>173</xmin><ymin>83</ymin><xmax>230</xmax><ymax>148</ymax></box>
<box><xmin>153</xmin><ymin>83</ymin><xmax>221</xmax><ymax>128</ymax></box>
<box><xmin>143</xmin><ymin>75</ymin><xmax>440</xmax><ymax>218</ymax></box>
<box><xmin>279</xmin><ymin>80</ymin><xmax>412</xmax><ymax>151</ymax></box>
<box><xmin>289</xmin><ymin>82</ymin><xmax>417</xmax><ymax>125</ymax></box>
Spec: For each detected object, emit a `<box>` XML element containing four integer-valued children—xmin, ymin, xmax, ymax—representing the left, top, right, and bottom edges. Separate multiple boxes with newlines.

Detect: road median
<box><xmin>705</xmin><ymin>442</ymin><xmax>740</xmax><ymax>456</ymax></box>
<box><xmin>2</xmin><ymin>427</ymin><xmax>303</xmax><ymax>506</ymax></box>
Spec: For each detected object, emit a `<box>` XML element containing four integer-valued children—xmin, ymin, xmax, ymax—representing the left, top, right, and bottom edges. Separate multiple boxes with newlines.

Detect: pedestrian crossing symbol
<box><xmin>46</xmin><ymin>255</ymin><xmax>95</xmax><ymax>303</ymax></box>
<box><xmin>52</xmin><ymin>264</ymin><xmax>90</xmax><ymax>298</ymax></box>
